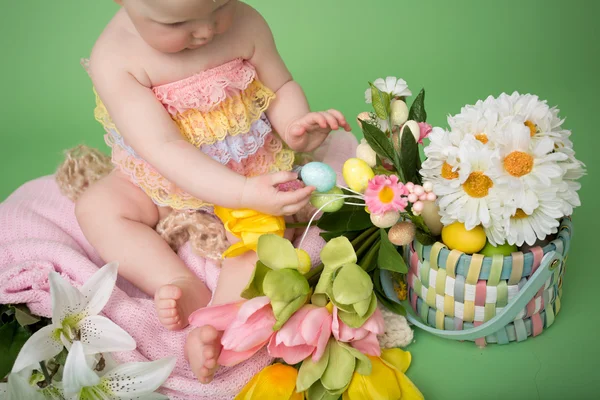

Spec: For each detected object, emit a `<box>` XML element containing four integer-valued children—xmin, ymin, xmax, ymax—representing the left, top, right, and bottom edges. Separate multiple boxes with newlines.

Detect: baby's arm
<box><xmin>247</xmin><ymin>9</ymin><xmax>350</xmax><ymax>152</ymax></box>
<box><xmin>89</xmin><ymin>46</ymin><xmax>312</xmax><ymax>215</ymax></box>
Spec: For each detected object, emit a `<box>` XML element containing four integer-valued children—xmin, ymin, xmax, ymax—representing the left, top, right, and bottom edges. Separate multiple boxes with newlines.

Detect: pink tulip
<box><xmin>332</xmin><ymin>307</ymin><xmax>385</xmax><ymax>356</ymax></box>
<box><xmin>188</xmin><ymin>296</ymin><xmax>277</xmax><ymax>367</ymax></box>
<box><xmin>418</xmin><ymin>122</ymin><xmax>433</xmax><ymax>144</ymax></box>
<box><xmin>268</xmin><ymin>305</ymin><xmax>332</xmax><ymax>364</ymax></box>
<box><xmin>188</xmin><ymin>300</ymin><xmax>245</xmax><ymax>330</ymax></box>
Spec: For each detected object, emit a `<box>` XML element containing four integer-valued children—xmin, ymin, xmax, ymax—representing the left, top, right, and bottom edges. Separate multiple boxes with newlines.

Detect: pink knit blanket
<box><xmin>0</xmin><ymin>131</ymin><xmax>358</xmax><ymax>399</ymax></box>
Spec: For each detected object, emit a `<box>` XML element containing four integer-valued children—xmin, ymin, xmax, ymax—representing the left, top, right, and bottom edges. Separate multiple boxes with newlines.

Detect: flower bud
<box><xmin>356</xmin><ymin>139</ymin><xmax>377</xmax><ymax>168</ymax></box>
<box><xmin>370</xmin><ymin>211</ymin><xmax>400</xmax><ymax>228</ymax></box>
<box><xmin>356</xmin><ymin>112</ymin><xmax>371</xmax><ymax>129</ymax></box>
<box><xmin>390</xmin><ymin>99</ymin><xmax>409</xmax><ymax>126</ymax></box>
<box><xmin>400</xmin><ymin>120</ymin><xmax>421</xmax><ymax>144</ymax></box>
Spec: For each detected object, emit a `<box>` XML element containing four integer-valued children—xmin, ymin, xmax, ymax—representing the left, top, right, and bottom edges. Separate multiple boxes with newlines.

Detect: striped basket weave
<box><xmin>381</xmin><ymin>218</ymin><xmax>571</xmax><ymax>346</ymax></box>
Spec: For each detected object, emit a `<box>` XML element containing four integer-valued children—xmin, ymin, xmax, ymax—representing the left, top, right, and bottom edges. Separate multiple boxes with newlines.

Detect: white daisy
<box><xmin>435</xmin><ymin>137</ymin><xmax>504</xmax><ymax>230</ymax></box>
<box><xmin>503</xmin><ymin>188</ymin><xmax>564</xmax><ymax>246</ymax></box>
<box><xmin>491</xmin><ymin>120</ymin><xmax>568</xmax><ymax>207</ymax></box>
<box><xmin>447</xmin><ymin>95</ymin><xmax>503</xmax><ymax>147</ymax></box>
<box><xmin>420</xmin><ymin>127</ymin><xmax>461</xmax><ymax>189</ymax></box>
<box><xmin>495</xmin><ymin>92</ymin><xmax>571</xmax><ymax>148</ymax></box>
<box><xmin>365</xmin><ymin>77</ymin><xmax>412</xmax><ymax>104</ymax></box>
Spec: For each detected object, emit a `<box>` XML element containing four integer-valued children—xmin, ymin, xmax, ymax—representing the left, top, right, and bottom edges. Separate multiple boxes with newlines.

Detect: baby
<box><xmin>76</xmin><ymin>0</ymin><xmax>350</xmax><ymax>384</ymax></box>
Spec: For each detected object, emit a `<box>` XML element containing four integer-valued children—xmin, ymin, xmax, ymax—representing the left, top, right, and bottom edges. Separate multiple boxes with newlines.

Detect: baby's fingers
<box><xmin>269</xmin><ymin>171</ymin><xmax>298</xmax><ymax>186</ymax></box>
<box><xmin>320</xmin><ymin>111</ymin><xmax>339</xmax><ymax>131</ymax></box>
<box><xmin>327</xmin><ymin>109</ymin><xmax>351</xmax><ymax>131</ymax></box>
<box><xmin>278</xmin><ymin>185</ymin><xmax>314</xmax><ymax>206</ymax></box>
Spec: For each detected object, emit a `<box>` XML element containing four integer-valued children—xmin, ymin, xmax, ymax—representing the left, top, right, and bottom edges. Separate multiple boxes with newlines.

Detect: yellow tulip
<box><xmin>214</xmin><ymin>206</ymin><xmax>286</xmax><ymax>258</ymax></box>
<box><xmin>343</xmin><ymin>348</ymin><xmax>423</xmax><ymax>400</ymax></box>
<box><xmin>235</xmin><ymin>363</ymin><xmax>305</xmax><ymax>400</ymax></box>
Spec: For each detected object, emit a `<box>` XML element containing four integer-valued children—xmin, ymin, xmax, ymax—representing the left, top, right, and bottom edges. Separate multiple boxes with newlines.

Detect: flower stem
<box><xmin>39</xmin><ymin>361</ymin><xmax>51</xmax><ymax>387</ymax></box>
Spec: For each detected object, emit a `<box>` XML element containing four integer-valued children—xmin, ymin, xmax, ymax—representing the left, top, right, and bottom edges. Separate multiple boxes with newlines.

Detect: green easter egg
<box><xmin>480</xmin><ymin>241</ymin><xmax>518</xmax><ymax>257</ymax></box>
<box><xmin>310</xmin><ymin>187</ymin><xmax>344</xmax><ymax>212</ymax></box>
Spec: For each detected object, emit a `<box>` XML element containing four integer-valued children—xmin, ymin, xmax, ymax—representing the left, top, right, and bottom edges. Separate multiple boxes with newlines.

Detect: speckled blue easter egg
<box><xmin>300</xmin><ymin>162</ymin><xmax>337</xmax><ymax>193</ymax></box>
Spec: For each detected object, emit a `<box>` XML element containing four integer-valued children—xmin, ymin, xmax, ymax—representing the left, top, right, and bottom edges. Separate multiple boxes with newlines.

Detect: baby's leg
<box><xmin>186</xmin><ymin>235</ymin><xmax>260</xmax><ymax>383</ymax></box>
<box><xmin>76</xmin><ymin>170</ymin><xmax>212</xmax><ymax>330</ymax></box>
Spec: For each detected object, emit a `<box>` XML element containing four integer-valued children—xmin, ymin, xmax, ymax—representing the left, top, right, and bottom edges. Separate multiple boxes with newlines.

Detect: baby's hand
<box><xmin>285</xmin><ymin>110</ymin><xmax>351</xmax><ymax>152</ymax></box>
<box><xmin>241</xmin><ymin>172</ymin><xmax>315</xmax><ymax>216</ymax></box>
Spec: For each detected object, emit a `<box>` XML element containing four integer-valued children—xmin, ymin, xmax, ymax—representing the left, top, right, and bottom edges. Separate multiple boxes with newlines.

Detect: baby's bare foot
<box><xmin>154</xmin><ymin>277</ymin><xmax>210</xmax><ymax>331</ymax></box>
<box><xmin>186</xmin><ymin>326</ymin><xmax>222</xmax><ymax>384</ymax></box>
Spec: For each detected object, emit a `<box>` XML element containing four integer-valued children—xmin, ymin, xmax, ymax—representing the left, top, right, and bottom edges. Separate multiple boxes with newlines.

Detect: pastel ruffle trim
<box><xmin>105</xmin><ymin>133</ymin><xmax>294</xmax><ymax>210</ymax></box>
<box><xmin>94</xmin><ymin>79</ymin><xmax>275</xmax><ymax>148</ymax></box>
<box><xmin>152</xmin><ymin>58</ymin><xmax>257</xmax><ymax>115</ymax></box>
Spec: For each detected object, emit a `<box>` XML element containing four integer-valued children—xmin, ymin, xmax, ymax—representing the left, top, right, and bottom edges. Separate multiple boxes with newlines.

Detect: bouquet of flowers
<box><xmin>190</xmin><ymin>234</ymin><xmax>422</xmax><ymax>400</ymax></box>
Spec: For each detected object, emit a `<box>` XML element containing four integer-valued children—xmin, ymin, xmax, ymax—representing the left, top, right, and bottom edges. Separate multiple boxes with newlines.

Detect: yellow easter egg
<box><xmin>295</xmin><ymin>249</ymin><xmax>311</xmax><ymax>274</ymax></box>
<box><xmin>342</xmin><ymin>158</ymin><xmax>375</xmax><ymax>193</ymax></box>
<box><xmin>441</xmin><ymin>222</ymin><xmax>487</xmax><ymax>254</ymax></box>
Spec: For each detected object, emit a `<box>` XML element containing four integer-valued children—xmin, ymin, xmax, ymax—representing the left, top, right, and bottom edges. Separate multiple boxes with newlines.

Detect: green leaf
<box><xmin>320</xmin><ymin>237</ymin><xmax>358</xmax><ymax>272</ymax></box>
<box><xmin>415</xmin><ymin>228</ymin><xmax>437</xmax><ymax>246</ymax></box>
<box><xmin>317</xmin><ymin>207</ymin><xmax>372</xmax><ymax>233</ymax></box>
<box><xmin>257</xmin><ymin>234</ymin><xmax>299</xmax><ymax>270</ymax></box>
<box><xmin>337</xmin><ymin>342</ymin><xmax>372</xmax><ymax>376</ymax></box>
<box><xmin>54</xmin><ymin>347</ymin><xmax>68</xmax><ymax>366</ymax></box>
<box><xmin>408</xmin><ymin>88</ymin><xmax>427</xmax><ymax>122</ymax></box>
<box><xmin>13</xmin><ymin>305</ymin><xmax>40</xmax><ymax>327</ymax></box>
<box><xmin>337</xmin><ymin>293</ymin><xmax>377</xmax><ymax>328</ymax></box>
<box><xmin>361</xmin><ymin>120</ymin><xmax>395</xmax><ymax>163</ymax></box>
<box><xmin>332</xmin><ymin>264</ymin><xmax>373</xmax><ymax>305</ymax></box>
<box><xmin>370</xmin><ymin>83</ymin><xmax>391</xmax><ymax>120</ymax></box>
<box><xmin>0</xmin><ymin>320</ymin><xmax>31</xmax><ymax>379</ymax></box>
<box><xmin>321</xmin><ymin>340</ymin><xmax>355</xmax><ymax>391</ymax></box>
<box><xmin>262</xmin><ymin>269</ymin><xmax>310</xmax><ymax>329</ymax></box>
<box><xmin>378</xmin><ymin>229</ymin><xmax>408</xmax><ymax>273</ymax></box>
<box><xmin>306</xmin><ymin>380</ymin><xmax>340</xmax><ymax>400</ymax></box>
<box><xmin>297</xmin><ymin>342</ymin><xmax>330</xmax><ymax>392</ymax></box>
<box><xmin>241</xmin><ymin>261</ymin><xmax>271</xmax><ymax>299</ymax></box>
<box><xmin>353</xmin><ymin>296</ymin><xmax>372</xmax><ymax>317</ymax></box>
<box><xmin>400</xmin><ymin>126</ymin><xmax>422</xmax><ymax>184</ymax></box>
<box><xmin>354</xmin><ymin>228</ymin><xmax>381</xmax><ymax>260</ymax></box>
<box><xmin>359</xmin><ymin>240</ymin><xmax>381</xmax><ymax>272</ymax></box>
<box><xmin>272</xmin><ymin>294</ymin><xmax>309</xmax><ymax>330</ymax></box>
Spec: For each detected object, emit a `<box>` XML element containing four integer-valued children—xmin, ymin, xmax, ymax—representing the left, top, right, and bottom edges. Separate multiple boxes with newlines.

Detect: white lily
<box><xmin>63</xmin><ymin>341</ymin><xmax>175</xmax><ymax>400</ymax></box>
<box><xmin>11</xmin><ymin>263</ymin><xmax>136</xmax><ymax>373</ymax></box>
<box><xmin>0</xmin><ymin>368</ymin><xmax>64</xmax><ymax>400</ymax></box>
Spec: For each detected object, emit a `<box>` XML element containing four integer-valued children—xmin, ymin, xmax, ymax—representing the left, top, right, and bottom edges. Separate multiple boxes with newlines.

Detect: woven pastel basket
<box><xmin>381</xmin><ymin>218</ymin><xmax>571</xmax><ymax>346</ymax></box>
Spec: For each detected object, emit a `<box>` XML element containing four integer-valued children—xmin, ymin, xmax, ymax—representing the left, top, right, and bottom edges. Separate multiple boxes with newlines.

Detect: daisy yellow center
<box><xmin>441</xmin><ymin>162</ymin><xmax>459</xmax><ymax>180</ymax></box>
<box><xmin>378</xmin><ymin>186</ymin><xmax>395</xmax><ymax>203</ymax></box>
<box><xmin>504</xmin><ymin>151</ymin><xmax>534</xmax><ymax>177</ymax></box>
<box><xmin>462</xmin><ymin>172</ymin><xmax>493</xmax><ymax>198</ymax></box>
<box><xmin>525</xmin><ymin>120</ymin><xmax>537</xmax><ymax>137</ymax></box>
<box><xmin>475</xmin><ymin>133</ymin><xmax>489</xmax><ymax>144</ymax></box>
<box><xmin>513</xmin><ymin>208</ymin><xmax>529</xmax><ymax>219</ymax></box>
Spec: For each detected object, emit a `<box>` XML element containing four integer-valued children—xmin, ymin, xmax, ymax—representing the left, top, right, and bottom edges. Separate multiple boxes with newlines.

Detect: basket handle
<box><xmin>380</xmin><ymin>250</ymin><xmax>563</xmax><ymax>341</ymax></box>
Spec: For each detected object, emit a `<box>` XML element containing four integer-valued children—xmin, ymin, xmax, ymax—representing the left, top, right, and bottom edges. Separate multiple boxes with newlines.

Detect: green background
<box><xmin>1</xmin><ymin>1</ymin><xmax>598</xmax><ymax>399</ymax></box>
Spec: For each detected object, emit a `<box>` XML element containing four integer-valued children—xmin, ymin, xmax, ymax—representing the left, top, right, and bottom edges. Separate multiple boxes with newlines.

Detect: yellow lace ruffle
<box><xmin>94</xmin><ymin>80</ymin><xmax>275</xmax><ymax>148</ymax></box>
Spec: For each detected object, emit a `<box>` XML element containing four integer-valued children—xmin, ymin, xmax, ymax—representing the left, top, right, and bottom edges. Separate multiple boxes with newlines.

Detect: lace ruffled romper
<box><xmin>93</xmin><ymin>58</ymin><xmax>294</xmax><ymax>211</ymax></box>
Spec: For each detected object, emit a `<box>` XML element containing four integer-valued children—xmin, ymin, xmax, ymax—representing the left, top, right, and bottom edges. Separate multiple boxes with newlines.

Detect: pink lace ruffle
<box><xmin>152</xmin><ymin>58</ymin><xmax>257</xmax><ymax>115</ymax></box>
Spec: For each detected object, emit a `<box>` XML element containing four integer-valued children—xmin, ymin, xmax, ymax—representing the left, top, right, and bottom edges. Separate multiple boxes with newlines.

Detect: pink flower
<box><xmin>418</xmin><ymin>122</ymin><xmax>433</xmax><ymax>144</ymax></box>
<box><xmin>332</xmin><ymin>307</ymin><xmax>385</xmax><ymax>356</ymax></box>
<box><xmin>364</xmin><ymin>175</ymin><xmax>409</xmax><ymax>215</ymax></box>
<box><xmin>188</xmin><ymin>296</ymin><xmax>276</xmax><ymax>367</ymax></box>
<box><xmin>268</xmin><ymin>305</ymin><xmax>332</xmax><ymax>364</ymax></box>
